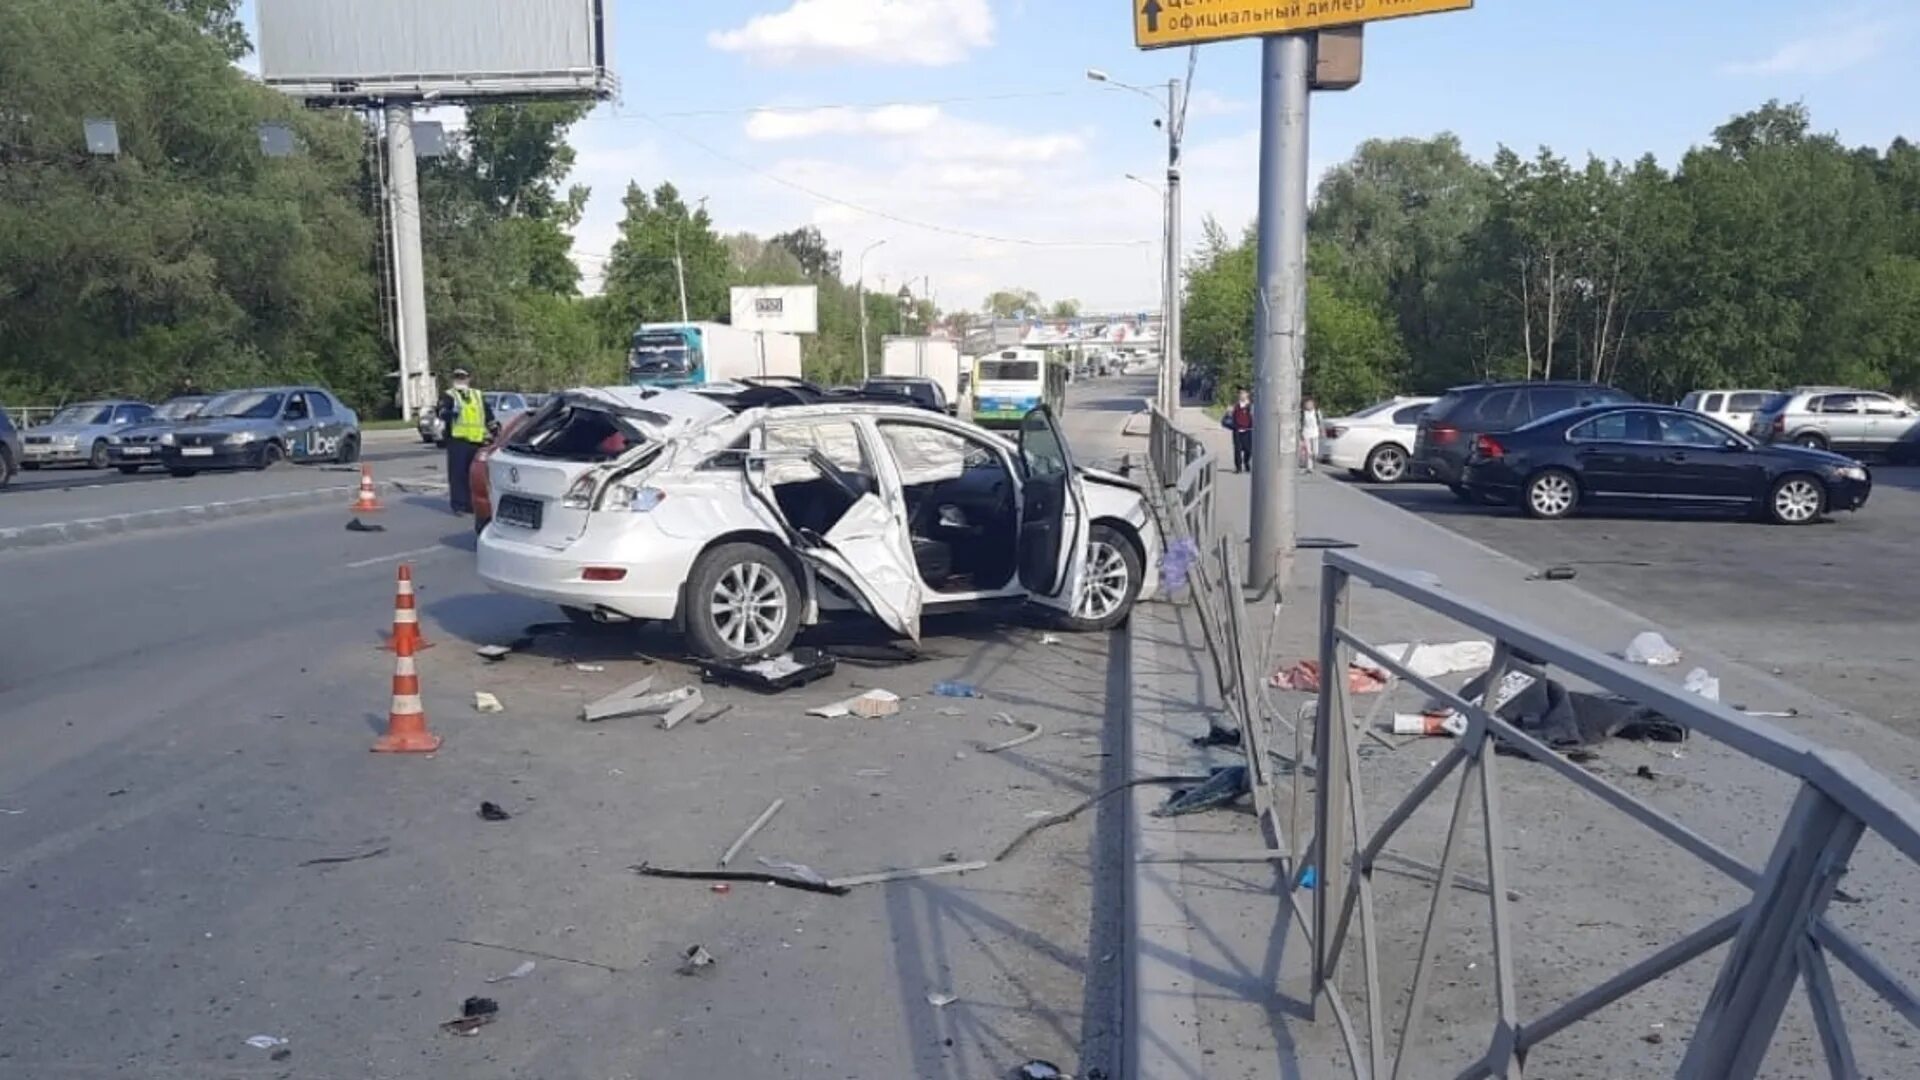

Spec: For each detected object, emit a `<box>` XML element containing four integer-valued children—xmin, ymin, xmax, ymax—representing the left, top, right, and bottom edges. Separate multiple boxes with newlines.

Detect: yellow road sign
<box><xmin>1135</xmin><ymin>0</ymin><xmax>1472</xmax><ymax>50</ymax></box>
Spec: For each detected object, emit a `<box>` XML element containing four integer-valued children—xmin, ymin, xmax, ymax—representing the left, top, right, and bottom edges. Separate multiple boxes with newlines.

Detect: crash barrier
<box><xmin>1145</xmin><ymin>404</ymin><xmax>1215</xmax><ymax>553</ymax></box>
<box><xmin>1282</xmin><ymin>550</ymin><xmax>1920</xmax><ymax>1079</ymax></box>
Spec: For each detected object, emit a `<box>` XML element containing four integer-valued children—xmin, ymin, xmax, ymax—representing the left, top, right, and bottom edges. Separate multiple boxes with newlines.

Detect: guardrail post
<box><xmin>1679</xmin><ymin>782</ymin><xmax>1865</xmax><ymax>1080</ymax></box>
<box><xmin>1312</xmin><ymin>559</ymin><xmax>1352</xmax><ymax>1007</ymax></box>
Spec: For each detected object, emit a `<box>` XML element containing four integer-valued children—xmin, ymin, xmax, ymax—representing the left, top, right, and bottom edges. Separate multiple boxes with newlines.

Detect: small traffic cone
<box><xmin>373</xmin><ymin>621</ymin><xmax>440</xmax><ymax>754</ymax></box>
<box><xmin>381</xmin><ymin>563</ymin><xmax>434</xmax><ymax>652</ymax></box>
<box><xmin>350</xmin><ymin>465</ymin><xmax>383</xmax><ymax>513</ymax></box>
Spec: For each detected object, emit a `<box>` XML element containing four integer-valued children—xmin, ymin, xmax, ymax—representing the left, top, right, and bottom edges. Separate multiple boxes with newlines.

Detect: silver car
<box><xmin>417</xmin><ymin>391</ymin><xmax>532</xmax><ymax>444</ymax></box>
<box><xmin>0</xmin><ymin>402</ymin><xmax>22</xmax><ymax>487</ymax></box>
<box><xmin>19</xmin><ymin>400</ymin><xmax>155</xmax><ymax>470</ymax></box>
<box><xmin>1749</xmin><ymin>387</ymin><xmax>1920</xmax><ymax>459</ymax></box>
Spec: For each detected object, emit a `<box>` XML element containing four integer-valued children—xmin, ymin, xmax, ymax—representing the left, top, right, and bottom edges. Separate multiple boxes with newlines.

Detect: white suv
<box><xmin>1679</xmin><ymin>389</ymin><xmax>1775</xmax><ymax>435</ymax></box>
<box><xmin>477</xmin><ymin>388</ymin><xmax>1162</xmax><ymax>660</ymax></box>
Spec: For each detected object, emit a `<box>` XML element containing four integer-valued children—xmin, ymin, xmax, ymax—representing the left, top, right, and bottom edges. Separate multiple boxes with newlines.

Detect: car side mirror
<box><xmin>1723</xmin><ymin>437</ymin><xmax>1747</xmax><ymax>451</ymax></box>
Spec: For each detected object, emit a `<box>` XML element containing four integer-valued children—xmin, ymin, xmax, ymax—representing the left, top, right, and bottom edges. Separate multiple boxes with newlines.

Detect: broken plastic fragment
<box><xmin>485</xmin><ymin>961</ymin><xmax>536</xmax><ymax>983</ymax></box>
<box><xmin>926</xmin><ymin>991</ymin><xmax>957</xmax><ymax>1007</ymax></box>
<box><xmin>755</xmin><ymin>856</ymin><xmax>829</xmax><ymax>886</ymax></box>
<box><xmin>475</xmin><ymin>644</ymin><xmax>512</xmax><ymax>661</ymax></box>
<box><xmin>473</xmin><ymin>691</ymin><xmax>504</xmax><ymax>713</ymax></box>
<box><xmin>1624</xmin><ymin>631</ymin><xmax>1681</xmax><ymax>666</ymax></box>
<box><xmin>1683</xmin><ymin>667</ymin><xmax>1720</xmax><ymax>702</ymax></box>
<box><xmin>1015</xmin><ymin>1061</ymin><xmax>1068</xmax><ymax>1080</ymax></box>
<box><xmin>933</xmin><ymin>680</ymin><xmax>981</xmax><ymax>698</ymax></box>
<box><xmin>677</xmin><ymin>944</ymin><xmax>716</xmax><ymax>975</ymax></box>
<box><xmin>245</xmin><ymin>1035</ymin><xmax>288</xmax><ymax>1050</ymax></box>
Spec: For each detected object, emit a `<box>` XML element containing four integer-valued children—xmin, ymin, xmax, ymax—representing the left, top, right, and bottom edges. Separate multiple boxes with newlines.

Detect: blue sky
<box><xmin>245</xmin><ymin>1</ymin><xmax>1919</xmax><ymax>311</ymax></box>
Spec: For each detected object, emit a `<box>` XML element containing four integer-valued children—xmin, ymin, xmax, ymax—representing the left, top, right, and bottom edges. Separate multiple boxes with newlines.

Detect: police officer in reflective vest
<box><xmin>436</xmin><ymin>368</ymin><xmax>494</xmax><ymax>514</ymax></box>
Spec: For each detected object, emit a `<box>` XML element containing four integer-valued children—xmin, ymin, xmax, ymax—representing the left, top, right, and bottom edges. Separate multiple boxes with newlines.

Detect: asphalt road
<box><xmin>1348</xmin><ymin>464</ymin><xmax>1920</xmax><ymax>736</ymax></box>
<box><xmin>0</xmin><ymin>391</ymin><xmax>1141</xmax><ymax>1078</ymax></box>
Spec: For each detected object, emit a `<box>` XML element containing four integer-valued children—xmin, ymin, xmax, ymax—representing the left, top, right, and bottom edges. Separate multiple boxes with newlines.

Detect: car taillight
<box><xmin>1323</xmin><ymin>425</ymin><xmax>1347</xmax><ymax>439</ymax></box>
<box><xmin>1431</xmin><ymin>424</ymin><xmax>1459</xmax><ymax>446</ymax></box>
<box><xmin>581</xmin><ymin>567</ymin><xmax>627</xmax><ymax>582</ymax></box>
<box><xmin>1771</xmin><ymin>416</ymin><xmax>1785</xmax><ymax>435</ymax></box>
<box><xmin>562</xmin><ymin>474</ymin><xmax>598</xmax><ymax>510</ymax></box>
<box><xmin>1473</xmin><ymin>434</ymin><xmax>1505</xmax><ymax>459</ymax></box>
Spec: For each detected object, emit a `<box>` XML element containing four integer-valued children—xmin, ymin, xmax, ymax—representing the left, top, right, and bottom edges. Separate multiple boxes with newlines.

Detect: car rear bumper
<box><xmin>1416</xmin><ymin>452</ymin><xmax>1465</xmax><ymax>486</ymax></box>
<box><xmin>1320</xmin><ymin>434</ymin><xmax>1375</xmax><ymax>472</ymax></box>
<box><xmin>476</xmin><ymin>517</ymin><xmax>693</xmax><ymax>622</ymax></box>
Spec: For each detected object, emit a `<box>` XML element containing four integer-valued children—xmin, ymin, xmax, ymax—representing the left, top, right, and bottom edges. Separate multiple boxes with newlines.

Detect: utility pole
<box><xmin>1248</xmin><ymin>35</ymin><xmax>1311</xmax><ymax>593</ymax></box>
<box><xmin>673</xmin><ymin>235</ymin><xmax>689</xmax><ymax>324</ymax></box>
<box><xmin>1164</xmin><ymin>76</ymin><xmax>1184</xmax><ymax>417</ymax></box>
<box><xmin>385</xmin><ymin>105</ymin><xmax>432</xmax><ymax>421</ymax></box>
<box><xmin>857</xmin><ymin>239</ymin><xmax>887</xmax><ymax>382</ymax></box>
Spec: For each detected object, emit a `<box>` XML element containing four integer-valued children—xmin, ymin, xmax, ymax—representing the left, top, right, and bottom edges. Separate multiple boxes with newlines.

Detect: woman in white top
<box><xmin>1300</xmin><ymin>396</ymin><xmax>1322</xmax><ymax>472</ymax></box>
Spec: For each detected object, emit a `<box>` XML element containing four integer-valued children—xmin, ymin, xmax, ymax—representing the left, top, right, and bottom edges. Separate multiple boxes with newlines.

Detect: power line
<box><xmin>637</xmin><ymin>114</ymin><xmax>1152</xmax><ymax>250</ymax></box>
<box><xmin>593</xmin><ymin>87</ymin><xmax>1098</xmax><ymax>122</ymax></box>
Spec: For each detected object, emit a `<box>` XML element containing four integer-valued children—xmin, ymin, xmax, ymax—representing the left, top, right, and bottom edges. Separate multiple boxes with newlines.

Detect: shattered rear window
<box><xmin>507</xmin><ymin>402</ymin><xmax>654</xmax><ymax>462</ymax></box>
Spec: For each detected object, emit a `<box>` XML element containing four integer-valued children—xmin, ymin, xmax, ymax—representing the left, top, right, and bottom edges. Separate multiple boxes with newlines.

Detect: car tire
<box><xmin>117</xmin><ymin>465</ymin><xmax>143</xmax><ymax>475</ymax></box>
<box><xmin>337</xmin><ymin>436</ymin><xmax>360</xmax><ymax>464</ymax></box>
<box><xmin>256</xmin><ymin>441</ymin><xmax>285</xmax><ymax>470</ymax></box>
<box><xmin>1522</xmin><ymin>469</ymin><xmax>1580</xmax><ymax>520</ymax></box>
<box><xmin>683</xmin><ymin>542</ymin><xmax>801</xmax><ymax>661</ymax></box>
<box><xmin>1793</xmin><ymin>432</ymin><xmax>1827</xmax><ymax>451</ymax></box>
<box><xmin>168</xmin><ymin>468</ymin><xmax>197</xmax><ymax>478</ymax></box>
<box><xmin>1365</xmin><ymin>443</ymin><xmax>1410</xmax><ymax>484</ymax></box>
<box><xmin>1767</xmin><ymin>474</ymin><xmax>1825</xmax><ymax>525</ymax></box>
<box><xmin>1448</xmin><ymin>483</ymin><xmax>1473</xmax><ymax>503</ymax></box>
<box><xmin>1059</xmin><ymin>523</ymin><xmax>1144</xmax><ymax>633</ymax></box>
<box><xmin>22</xmin><ymin>461</ymin><xmax>40</xmax><ymax>471</ymax></box>
<box><xmin>0</xmin><ymin>448</ymin><xmax>13</xmax><ymax>487</ymax></box>
<box><xmin>89</xmin><ymin>440</ymin><xmax>110</xmax><ymax>469</ymax></box>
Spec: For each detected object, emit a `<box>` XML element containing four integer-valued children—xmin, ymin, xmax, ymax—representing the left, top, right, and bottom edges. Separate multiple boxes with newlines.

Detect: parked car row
<box><xmin>0</xmin><ymin>386</ymin><xmax>362</xmax><ymax>487</ymax></box>
<box><xmin>1316</xmin><ymin>378</ymin><xmax>1899</xmax><ymax>527</ymax></box>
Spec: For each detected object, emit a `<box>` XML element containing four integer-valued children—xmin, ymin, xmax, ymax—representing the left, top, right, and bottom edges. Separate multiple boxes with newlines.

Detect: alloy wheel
<box><xmin>1773</xmin><ymin>478</ymin><xmax>1822</xmax><ymax>523</ymax></box>
<box><xmin>1369</xmin><ymin>446</ymin><xmax>1407</xmax><ymax>483</ymax></box>
<box><xmin>1073</xmin><ymin>540</ymin><xmax>1131</xmax><ymax>623</ymax></box>
<box><xmin>1529</xmin><ymin>473</ymin><xmax>1575</xmax><ymax>517</ymax></box>
<box><xmin>710</xmin><ymin>561</ymin><xmax>789</xmax><ymax>653</ymax></box>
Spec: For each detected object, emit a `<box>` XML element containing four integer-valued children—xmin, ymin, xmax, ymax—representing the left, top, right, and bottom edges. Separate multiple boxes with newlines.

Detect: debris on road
<box><xmin>245</xmin><ymin>1035</ymin><xmax>289</xmax><ymax>1051</ymax></box>
<box><xmin>1355</xmin><ymin>641</ymin><xmax>1494</xmax><ymax>681</ymax></box>
<box><xmin>441</xmin><ymin>997</ymin><xmax>499</xmax><ymax>1036</ymax></box>
<box><xmin>1153</xmin><ymin>766</ymin><xmax>1251</xmax><ymax>818</ymax></box>
<box><xmin>1683</xmin><ymin>667</ymin><xmax>1720</xmax><ymax>702</ymax></box>
<box><xmin>1393</xmin><ymin>712</ymin><xmax>1467</xmax><ymax>737</ymax></box>
<box><xmin>447</xmin><ymin>937</ymin><xmax>621</xmax><ymax>973</ymax></box>
<box><xmin>677</xmin><ymin>944</ymin><xmax>716</xmax><ymax>976</ymax></box>
<box><xmin>475</xmin><ymin>644</ymin><xmax>513</xmax><ymax>662</ymax></box>
<box><xmin>1624</xmin><ymin>631</ymin><xmax>1682</xmax><ymax>666</ymax></box>
<box><xmin>1160</xmin><ymin>536</ymin><xmax>1199</xmax><ymax>592</ymax></box>
<box><xmin>1735</xmin><ymin>706</ymin><xmax>1799</xmax><ymax>719</ymax></box>
<box><xmin>828</xmin><ymin>861</ymin><xmax>991</xmax><ymax>889</ymax></box>
<box><xmin>1526</xmin><ymin>565</ymin><xmax>1579</xmax><ymax>581</ymax></box>
<box><xmin>573</xmin><ymin>663</ymin><xmax>606</xmax><ymax>673</ymax></box>
<box><xmin>473</xmin><ymin>691</ymin><xmax>504</xmax><ymax>714</ymax></box>
<box><xmin>718</xmin><ymin>798</ymin><xmax>786</xmax><ymax>867</ymax></box>
<box><xmin>1454</xmin><ymin>660</ymin><xmax>1689</xmax><ymax>750</ymax></box>
<box><xmin>711</xmin><ymin>883</ymin><xmax>731</xmax><ymax>894</ymax></box>
<box><xmin>298</xmin><ymin>845</ymin><xmax>390</xmax><ymax>868</ymax></box>
<box><xmin>927</xmin><ymin>991</ymin><xmax>957</xmax><ymax>1007</ymax></box>
<box><xmin>982</xmin><ymin>712</ymin><xmax>1044</xmax><ymax>753</ymax></box>
<box><xmin>807</xmin><ymin>688</ymin><xmax>902</xmax><ymax>718</ymax></box>
<box><xmin>579</xmin><ymin>678</ymin><xmax>704</xmax><ymax>728</ymax></box>
<box><xmin>1015</xmin><ymin>1061</ymin><xmax>1069</xmax><ymax>1080</ymax></box>
<box><xmin>933</xmin><ymin>680</ymin><xmax>982</xmax><ymax>698</ymax></box>
<box><xmin>756</xmin><ymin>857</ymin><xmax>830</xmax><ymax>886</ymax></box>
<box><xmin>478</xmin><ymin>801</ymin><xmax>512</xmax><ymax>822</ymax></box>
<box><xmin>1635</xmin><ymin>765</ymin><xmax>1657</xmax><ymax>781</ymax></box>
<box><xmin>344</xmin><ymin>518</ymin><xmax>386</xmax><ymax>533</ymax></box>
<box><xmin>995</xmin><ymin>775</ymin><xmax>1207</xmax><ymax>860</ymax></box>
<box><xmin>1039</xmin><ymin>633</ymin><xmax>1061</xmax><ymax>645</ymax></box>
<box><xmin>827</xmin><ymin>642</ymin><xmax>925</xmax><ymax>666</ymax></box>
<box><xmin>701</xmin><ymin>648</ymin><xmax>838</xmax><ymax>692</ymax></box>
<box><xmin>1269</xmin><ymin>659</ymin><xmax>1386</xmax><ymax>694</ymax></box>
<box><xmin>693</xmin><ymin>703</ymin><xmax>736</xmax><ymax>725</ymax></box>
<box><xmin>632</xmin><ymin>862</ymin><xmax>850</xmax><ymax>896</ymax></box>
<box><xmin>485</xmin><ymin>961</ymin><xmax>536</xmax><ymax>983</ymax></box>
<box><xmin>579</xmin><ymin>675</ymin><xmax>655</xmax><ymax>719</ymax></box>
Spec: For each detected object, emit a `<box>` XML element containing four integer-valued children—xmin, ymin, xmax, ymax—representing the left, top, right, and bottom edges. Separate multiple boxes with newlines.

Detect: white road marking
<box><xmin>345</xmin><ymin>544</ymin><xmax>449</xmax><ymax>570</ymax></box>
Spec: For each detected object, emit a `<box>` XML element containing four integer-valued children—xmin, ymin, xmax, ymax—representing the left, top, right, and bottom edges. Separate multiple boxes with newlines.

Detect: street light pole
<box><xmin>672</xmin><ymin>196</ymin><xmax>708</xmax><ymax>324</ymax></box>
<box><xmin>1089</xmin><ymin>69</ymin><xmax>1185</xmax><ymax>417</ymax></box>
<box><xmin>857</xmin><ymin>239</ymin><xmax>887</xmax><ymax>382</ymax></box>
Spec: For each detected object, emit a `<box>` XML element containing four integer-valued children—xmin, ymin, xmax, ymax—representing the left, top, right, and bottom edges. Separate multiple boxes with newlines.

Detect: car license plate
<box><xmin>121</xmin><ymin>446</ymin><xmax>151</xmax><ymax>456</ymax></box>
<box><xmin>182</xmin><ymin>446</ymin><xmax>214</xmax><ymax>457</ymax></box>
<box><xmin>496</xmin><ymin>494</ymin><xmax>542</xmax><ymax>530</ymax></box>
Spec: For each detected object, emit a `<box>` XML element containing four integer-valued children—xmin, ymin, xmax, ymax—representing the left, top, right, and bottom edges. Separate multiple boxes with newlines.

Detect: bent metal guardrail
<box><xmin>1145</xmin><ymin>404</ymin><xmax>1214</xmax><ymax>552</ymax></box>
<box><xmin>1304</xmin><ymin>551</ymin><xmax>1920</xmax><ymax>1080</ymax></box>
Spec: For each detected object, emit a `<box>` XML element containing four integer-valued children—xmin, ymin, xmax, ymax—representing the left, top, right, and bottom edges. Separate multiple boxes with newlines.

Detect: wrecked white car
<box><xmin>476</xmin><ymin>386</ymin><xmax>1162</xmax><ymax>660</ymax></box>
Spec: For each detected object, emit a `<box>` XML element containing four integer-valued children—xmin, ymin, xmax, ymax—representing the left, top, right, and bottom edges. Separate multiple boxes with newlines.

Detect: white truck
<box><xmin>627</xmin><ymin>321</ymin><xmax>802</xmax><ymax>388</ymax></box>
<box><xmin>881</xmin><ymin>336</ymin><xmax>963</xmax><ymax>408</ymax></box>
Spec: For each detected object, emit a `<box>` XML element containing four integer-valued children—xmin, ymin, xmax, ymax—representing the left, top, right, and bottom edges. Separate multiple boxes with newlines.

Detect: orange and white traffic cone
<box><xmin>380</xmin><ymin>563</ymin><xmax>434</xmax><ymax>652</ymax></box>
<box><xmin>350</xmin><ymin>465</ymin><xmax>383</xmax><ymax>513</ymax></box>
<box><xmin>373</xmin><ymin>617</ymin><xmax>440</xmax><ymax>753</ymax></box>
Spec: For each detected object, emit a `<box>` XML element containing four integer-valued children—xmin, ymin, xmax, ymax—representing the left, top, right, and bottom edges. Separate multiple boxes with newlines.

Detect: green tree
<box><xmin>984</xmin><ymin>288</ymin><xmax>1042</xmax><ymax>318</ymax></box>
<box><xmin>770</xmin><ymin>226</ymin><xmax>842</xmax><ymax>280</ymax></box>
<box><xmin>153</xmin><ymin>0</ymin><xmax>249</xmax><ymax>60</ymax></box>
<box><xmin>1049</xmin><ymin>298</ymin><xmax>1082</xmax><ymax>318</ymax></box>
<box><xmin>600</xmin><ymin>182</ymin><xmax>728</xmax><ymax>337</ymax></box>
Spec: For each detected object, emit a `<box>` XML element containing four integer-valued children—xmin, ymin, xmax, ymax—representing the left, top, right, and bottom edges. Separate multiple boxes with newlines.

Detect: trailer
<box><xmin>880</xmin><ymin>336</ymin><xmax>963</xmax><ymax>407</ymax></box>
<box><xmin>628</xmin><ymin>322</ymin><xmax>802</xmax><ymax>388</ymax></box>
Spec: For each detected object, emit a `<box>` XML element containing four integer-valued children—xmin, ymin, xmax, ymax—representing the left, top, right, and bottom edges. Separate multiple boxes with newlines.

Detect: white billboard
<box><xmin>257</xmin><ymin>0</ymin><xmax>613</xmax><ymax>102</ymax></box>
<box><xmin>730</xmin><ymin>286</ymin><xmax>819</xmax><ymax>335</ymax></box>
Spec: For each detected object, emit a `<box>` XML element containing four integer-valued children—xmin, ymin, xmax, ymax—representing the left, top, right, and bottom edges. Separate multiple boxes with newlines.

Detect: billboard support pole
<box><xmin>386</xmin><ymin>105</ymin><xmax>432</xmax><ymax>421</ymax></box>
<box><xmin>1248</xmin><ymin>34</ymin><xmax>1310</xmax><ymax>593</ymax></box>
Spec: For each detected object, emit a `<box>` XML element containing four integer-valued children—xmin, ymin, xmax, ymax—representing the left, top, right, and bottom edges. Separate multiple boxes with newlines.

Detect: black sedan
<box><xmin>1459</xmin><ymin>404</ymin><xmax>1871</xmax><ymax>525</ymax></box>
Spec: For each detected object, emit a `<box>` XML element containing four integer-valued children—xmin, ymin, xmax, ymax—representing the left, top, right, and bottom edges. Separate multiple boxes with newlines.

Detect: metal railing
<box><xmin>1145</xmin><ymin>404</ymin><xmax>1214</xmax><ymax>553</ymax></box>
<box><xmin>1296</xmin><ymin>551</ymin><xmax>1920</xmax><ymax>1079</ymax></box>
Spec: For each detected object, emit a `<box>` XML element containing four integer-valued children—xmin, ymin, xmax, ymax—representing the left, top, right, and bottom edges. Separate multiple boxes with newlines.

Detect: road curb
<box><xmin>0</xmin><ymin>485</ymin><xmax>359</xmax><ymax>552</ymax></box>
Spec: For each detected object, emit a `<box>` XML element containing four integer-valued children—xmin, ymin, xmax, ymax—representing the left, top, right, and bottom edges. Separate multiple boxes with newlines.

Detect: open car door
<box><xmin>743</xmin><ymin>424</ymin><xmax>925</xmax><ymax>642</ymax></box>
<box><xmin>1016</xmin><ymin>405</ymin><xmax>1089</xmax><ymax>615</ymax></box>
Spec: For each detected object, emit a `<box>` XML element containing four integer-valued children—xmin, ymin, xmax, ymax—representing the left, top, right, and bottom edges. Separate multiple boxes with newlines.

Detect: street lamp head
<box><xmin>1086</xmin><ymin>68</ymin><xmax>1110</xmax><ymax>83</ymax></box>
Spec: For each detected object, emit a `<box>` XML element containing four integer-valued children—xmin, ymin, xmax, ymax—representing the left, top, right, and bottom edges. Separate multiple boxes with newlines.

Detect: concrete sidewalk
<box><xmin>1127</xmin><ymin>408</ymin><xmax>1920</xmax><ymax>1077</ymax></box>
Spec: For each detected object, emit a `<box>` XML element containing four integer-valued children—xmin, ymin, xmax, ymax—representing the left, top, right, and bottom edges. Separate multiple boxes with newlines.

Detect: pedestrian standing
<box><xmin>1301</xmin><ymin>396</ymin><xmax>1322</xmax><ymax>473</ymax></box>
<box><xmin>1222</xmin><ymin>388</ymin><xmax>1254</xmax><ymax>473</ymax></box>
<box><xmin>437</xmin><ymin>368</ymin><xmax>493</xmax><ymax>515</ymax></box>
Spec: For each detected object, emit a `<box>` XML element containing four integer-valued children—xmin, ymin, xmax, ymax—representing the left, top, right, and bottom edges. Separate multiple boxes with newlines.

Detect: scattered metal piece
<box><xmin>1526</xmin><ymin>565</ymin><xmax>1579</xmax><ymax>581</ymax></box>
<box><xmin>473</xmin><ymin>691</ymin><xmax>504</xmax><ymax>714</ymax></box>
<box><xmin>632</xmin><ymin>862</ymin><xmax>850</xmax><ymax>896</ymax></box>
<box><xmin>676</xmin><ymin>944</ymin><xmax>716</xmax><ymax>976</ymax></box>
<box><xmin>718</xmin><ymin>799</ymin><xmax>786</xmax><ymax>867</ymax></box>
<box><xmin>446</xmin><ymin>937</ymin><xmax>621</xmax><ymax>973</ymax></box>
<box><xmin>996</xmin><ymin>776</ymin><xmax>1206</xmax><ymax>861</ymax></box>
<box><xmin>441</xmin><ymin>996</ymin><xmax>499</xmax><ymax>1035</ymax></box>
<box><xmin>478</xmin><ymin>801</ymin><xmax>511</xmax><ymax>822</ymax></box>
<box><xmin>475</xmin><ymin>644</ymin><xmax>513</xmax><ymax>661</ymax></box>
<box><xmin>693</xmin><ymin>703</ymin><xmax>736</xmax><ymax>725</ymax></box>
<box><xmin>981</xmin><ymin>712</ymin><xmax>1044</xmax><ymax>753</ymax></box>
<box><xmin>485</xmin><ymin>961</ymin><xmax>536</xmax><ymax>983</ymax></box>
<box><xmin>827</xmin><ymin>861</ymin><xmax>990</xmax><ymax>889</ymax></box>
<box><xmin>579</xmin><ymin>675</ymin><xmax>657</xmax><ymax>721</ymax></box>
<box><xmin>299</xmin><ymin>845</ymin><xmax>390</xmax><ymax>867</ymax></box>
<box><xmin>927</xmin><ymin>991</ymin><xmax>957</xmax><ymax>1007</ymax></box>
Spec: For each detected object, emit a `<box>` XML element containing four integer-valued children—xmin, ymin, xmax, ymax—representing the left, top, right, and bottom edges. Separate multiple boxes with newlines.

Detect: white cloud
<box><xmin>1183</xmin><ymin>88</ymin><xmax>1246</xmax><ymax>118</ymax></box>
<box><xmin>710</xmin><ymin>0</ymin><xmax>994</xmax><ymax>67</ymax></box>
<box><xmin>1721</xmin><ymin>22</ymin><xmax>1890</xmax><ymax>76</ymax></box>
<box><xmin>745</xmin><ymin>104</ymin><xmax>943</xmax><ymax>141</ymax></box>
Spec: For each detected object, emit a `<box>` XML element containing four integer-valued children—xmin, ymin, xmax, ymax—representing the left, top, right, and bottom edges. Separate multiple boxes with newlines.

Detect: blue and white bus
<box><xmin>970</xmin><ymin>347</ymin><xmax>1068</xmax><ymax>427</ymax></box>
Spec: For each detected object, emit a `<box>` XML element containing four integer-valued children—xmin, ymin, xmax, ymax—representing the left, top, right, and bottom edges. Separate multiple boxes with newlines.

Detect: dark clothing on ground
<box><xmin>436</xmin><ymin>387</ymin><xmax>494</xmax><ymax>514</ymax></box>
